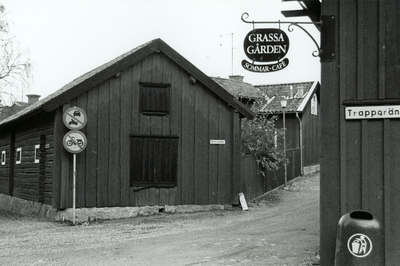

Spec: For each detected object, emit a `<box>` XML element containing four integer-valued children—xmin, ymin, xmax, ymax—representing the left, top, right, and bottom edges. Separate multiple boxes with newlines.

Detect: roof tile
<box><xmin>256</xmin><ymin>81</ymin><xmax>316</xmax><ymax>113</ymax></box>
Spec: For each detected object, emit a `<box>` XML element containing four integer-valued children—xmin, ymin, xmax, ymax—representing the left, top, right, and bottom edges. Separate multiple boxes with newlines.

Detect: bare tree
<box><xmin>0</xmin><ymin>5</ymin><xmax>32</xmax><ymax>105</ymax></box>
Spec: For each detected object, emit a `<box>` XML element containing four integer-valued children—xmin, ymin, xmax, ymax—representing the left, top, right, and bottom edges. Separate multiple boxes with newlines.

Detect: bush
<box><xmin>241</xmin><ymin>114</ymin><xmax>287</xmax><ymax>173</ymax></box>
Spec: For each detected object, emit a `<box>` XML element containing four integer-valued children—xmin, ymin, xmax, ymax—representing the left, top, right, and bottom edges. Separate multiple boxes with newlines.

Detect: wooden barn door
<box><xmin>130</xmin><ymin>136</ymin><xmax>178</xmax><ymax>189</ymax></box>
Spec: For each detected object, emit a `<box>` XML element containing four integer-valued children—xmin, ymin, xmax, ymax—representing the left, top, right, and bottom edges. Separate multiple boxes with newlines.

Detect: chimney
<box><xmin>296</xmin><ymin>86</ymin><xmax>304</xmax><ymax>98</ymax></box>
<box><xmin>26</xmin><ymin>94</ymin><xmax>41</xmax><ymax>104</ymax></box>
<box><xmin>229</xmin><ymin>75</ymin><xmax>244</xmax><ymax>82</ymax></box>
<box><xmin>290</xmin><ymin>85</ymin><xmax>294</xmax><ymax>99</ymax></box>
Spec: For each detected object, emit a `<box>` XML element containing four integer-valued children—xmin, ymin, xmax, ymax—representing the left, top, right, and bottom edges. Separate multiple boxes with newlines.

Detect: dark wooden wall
<box><xmin>0</xmin><ymin>114</ymin><xmax>54</xmax><ymax>205</ymax></box>
<box><xmin>275</xmin><ymin>114</ymin><xmax>300</xmax><ymax>150</ymax></box>
<box><xmin>0</xmin><ymin>130</ymin><xmax>11</xmax><ymax>195</ymax></box>
<box><xmin>302</xmin><ymin>95</ymin><xmax>321</xmax><ymax>167</ymax></box>
<box><xmin>13</xmin><ymin>114</ymin><xmax>54</xmax><ymax>205</ymax></box>
<box><xmin>321</xmin><ymin>1</ymin><xmax>400</xmax><ymax>265</ymax></box>
<box><xmin>55</xmin><ymin>52</ymin><xmax>240</xmax><ymax>209</ymax></box>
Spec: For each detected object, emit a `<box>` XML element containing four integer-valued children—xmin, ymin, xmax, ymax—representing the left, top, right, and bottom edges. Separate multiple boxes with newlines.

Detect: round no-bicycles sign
<box><xmin>63</xmin><ymin>131</ymin><xmax>87</xmax><ymax>154</ymax></box>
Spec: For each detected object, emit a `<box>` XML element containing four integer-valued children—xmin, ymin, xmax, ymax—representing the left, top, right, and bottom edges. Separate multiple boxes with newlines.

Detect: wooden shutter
<box><xmin>140</xmin><ymin>84</ymin><xmax>171</xmax><ymax>115</ymax></box>
<box><xmin>130</xmin><ymin>136</ymin><xmax>178</xmax><ymax>187</ymax></box>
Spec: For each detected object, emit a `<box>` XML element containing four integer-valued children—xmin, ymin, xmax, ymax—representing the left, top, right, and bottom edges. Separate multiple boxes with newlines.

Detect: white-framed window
<box><xmin>1</xmin><ymin>151</ymin><xmax>6</xmax><ymax>165</ymax></box>
<box><xmin>311</xmin><ymin>93</ymin><xmax>318</xmax><ymax>115</ymax></box>
<box><xmin>16</xmin><ymin>147</ymin><xmax>22</xmax><ymax>164</ymax></box>
<box><xmin>35</xmin><ymin>144</ymin><xmax>40</xmax><ymax>163</ymax></box>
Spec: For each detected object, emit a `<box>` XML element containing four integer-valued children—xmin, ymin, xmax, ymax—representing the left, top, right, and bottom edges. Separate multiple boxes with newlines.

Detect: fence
<box><xmin>240</xmin><ymin>148</ymin><xmax>301</xmax><ymax>201</ymax></box>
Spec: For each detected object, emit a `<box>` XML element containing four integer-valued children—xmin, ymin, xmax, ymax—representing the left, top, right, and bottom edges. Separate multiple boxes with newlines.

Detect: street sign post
<box><xmin>63</xmin><ymin>106</ymin><xmax>88</xmax><ymax>225</ymax></box>
<box><xmin>63</xmin><ymin>130</ymin><xmax>87</xmax><ymax>226</ymax></box>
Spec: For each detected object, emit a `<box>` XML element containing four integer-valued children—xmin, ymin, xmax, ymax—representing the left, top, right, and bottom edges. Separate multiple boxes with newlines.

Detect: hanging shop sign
<box><xmin>242</xmin><ymin>28</ymin><xmax>290</xmax><ymax>73</ymax></box>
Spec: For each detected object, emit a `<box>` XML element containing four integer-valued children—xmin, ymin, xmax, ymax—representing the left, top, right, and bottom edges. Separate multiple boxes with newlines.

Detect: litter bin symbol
<box><xmin>334</xmin><ymin>210</ymin><xmax>383</xmax><ymax>265</ymax></box>
<box><xmin>348</xmin><ymin>233</ymin><xmax>372</xmax><ymax>257</ymax></box>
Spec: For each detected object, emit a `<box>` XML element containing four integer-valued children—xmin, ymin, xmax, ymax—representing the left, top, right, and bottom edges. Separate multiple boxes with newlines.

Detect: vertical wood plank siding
<box><xmin>321</xmin><ymin>0</ymin><xmax>400</xmax><ymax>265</ymax></box>
<box><xmin>85</xmin><ymin>88</ymin><xmax>98</xmax><ymax>207</ymax></box>
<box><xmin>76</xmin><ymin>93</ymin><xmax>88</xmax><ymax>207</ymax></box>
<box><xmin>301</xmin><ymin>99</ymin><xmax>321</xmax><ymax>167</ymax></box>
<box><xmin>64</xmin><ymin>52</ymin><xmax>238</xmax><ymax>207</ymax></box>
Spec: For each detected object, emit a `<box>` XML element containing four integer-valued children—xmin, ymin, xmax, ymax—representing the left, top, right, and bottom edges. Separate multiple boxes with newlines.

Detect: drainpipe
<box><xmin>296</xmin><ymin>112</ymin><xmax>303</xmax><ymax>175</ymax></box>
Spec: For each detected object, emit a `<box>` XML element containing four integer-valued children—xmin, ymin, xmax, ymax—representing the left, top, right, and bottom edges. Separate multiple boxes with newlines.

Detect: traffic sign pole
<box><xmin>73</xmin><ymin>154</ymin><xmax>76</xmax><ymax>225</ymax></box>
<box><xmin>63</xmin><ymin>106</ymin><xmax>88</xmax><ymax>226</ymax></box>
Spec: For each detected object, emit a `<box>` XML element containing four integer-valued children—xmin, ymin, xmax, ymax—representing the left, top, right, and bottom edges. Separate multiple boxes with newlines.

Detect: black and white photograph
<box><xmin>0</xmin><ymin>0</ymin><xmax>398</xmax><ymax>265</ymax></box>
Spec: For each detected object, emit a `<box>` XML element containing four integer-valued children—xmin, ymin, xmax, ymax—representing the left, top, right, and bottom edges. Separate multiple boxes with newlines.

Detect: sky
<box><xmin>2</xmin><ymin>0</ymin><xmax>321</xmax><ymax>103</ymax></box>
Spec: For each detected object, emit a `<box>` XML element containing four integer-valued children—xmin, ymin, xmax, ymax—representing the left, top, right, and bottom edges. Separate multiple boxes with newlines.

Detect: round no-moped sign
<box><xmin>63</xmin><ymin>131</ymin><xmax>87</xmax><ymax>154</ymax></box>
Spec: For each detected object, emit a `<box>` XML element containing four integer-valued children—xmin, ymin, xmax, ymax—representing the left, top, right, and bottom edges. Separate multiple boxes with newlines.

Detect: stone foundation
<box><xmin>0</xmin><ymin>193</ymin><xmax>230</xmax><ymax>222</ymax></box>
<box><xmin>0</xmin><ymin>194</ymin><xmax>57</xmax><ymax>219</ymax></box>
<box><xmin>56</xmin><ymin>204</ymin><xmax>229</xmax><ymax>222</ymax></box>
<box><xmin>303</xmin><ymin>164</ymin><xmax>320</xmax><ymax>176</ymax></box>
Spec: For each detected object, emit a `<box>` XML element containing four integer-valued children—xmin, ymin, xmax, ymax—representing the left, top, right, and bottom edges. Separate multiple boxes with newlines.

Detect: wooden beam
<box><xmin>281</xmin><ymin>9</ymin><xmax>313</xmax><ymax>17</ymax></box>
<box><xmin>281</xmin><ymin>0</ymin><xmax>321</xmax><ymax>30</ymax></box>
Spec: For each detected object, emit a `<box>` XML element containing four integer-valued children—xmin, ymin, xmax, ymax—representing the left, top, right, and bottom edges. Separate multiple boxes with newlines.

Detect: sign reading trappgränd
<box><xmin>345</xmin><ymin>105</ymin><xmax>400</xmax><ymax>119</ymax></box>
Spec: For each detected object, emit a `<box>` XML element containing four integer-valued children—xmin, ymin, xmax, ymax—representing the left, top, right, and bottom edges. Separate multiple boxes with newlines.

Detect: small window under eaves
<box><xmin>140</xmin><ymin>83</ymin><xmax>171</xmax><ymax>116</ymax></box>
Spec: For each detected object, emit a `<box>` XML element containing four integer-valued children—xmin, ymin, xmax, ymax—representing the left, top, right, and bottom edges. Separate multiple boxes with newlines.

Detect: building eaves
<box><xmin>0</xmin><ymin>39</ymin><xmax>255</xmax><ymax>128</ymax></box>
<box><xmin>211</xmin><ymin>77</ymin><xmax>263</xmax><ymax>100</ymax></box>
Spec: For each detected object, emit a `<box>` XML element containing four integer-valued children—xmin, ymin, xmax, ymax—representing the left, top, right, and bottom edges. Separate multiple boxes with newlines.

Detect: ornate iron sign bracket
<box><xmin>241</xmin><ymin>12</ymin><xmax>322</xmax><ymax>57</ymax></box>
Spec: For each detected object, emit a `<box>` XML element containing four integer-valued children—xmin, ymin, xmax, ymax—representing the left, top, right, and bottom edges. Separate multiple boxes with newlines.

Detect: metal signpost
<box><xmin>63</xmin><ymin>107</ymin><xmax>87</xmax><ymax>225</ymax></box>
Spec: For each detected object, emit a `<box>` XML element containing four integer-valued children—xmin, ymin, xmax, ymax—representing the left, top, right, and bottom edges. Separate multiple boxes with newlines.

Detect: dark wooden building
<box><xmin>320</xmin><ymin>1</ymin><xmax>400</xmax><ymax>265</ymax></box>
<box><xmin>0</xmin><ymin>39</ymin><xmax>254</xmax><ymax>211</ymax></box>
<box><xmin>257</xmin><ymin>81</ymin><xmax>321</xmax><ymax>174</ymax></box>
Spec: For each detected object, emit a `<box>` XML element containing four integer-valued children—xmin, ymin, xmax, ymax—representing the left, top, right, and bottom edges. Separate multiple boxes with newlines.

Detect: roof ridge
<box><xmin>0</xmin><ymin>38</ymin><xmax>255</xmax><ymax>127</ymax></box>
<box><xmin>255</xmin><ymin>81</ymin><xmax>315</xmax><ymax>87</ymax></box>
<box><xmin>210</xmin><ymin>76</ymin><xmax>254</xmax><ymax>86</ymax></box>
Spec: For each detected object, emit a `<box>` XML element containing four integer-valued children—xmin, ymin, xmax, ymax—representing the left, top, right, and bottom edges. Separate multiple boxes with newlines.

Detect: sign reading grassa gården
<box><xmin>242</xmin><ymin>28</ymin><xmax>290</xmax><ymax>73</ymax></box>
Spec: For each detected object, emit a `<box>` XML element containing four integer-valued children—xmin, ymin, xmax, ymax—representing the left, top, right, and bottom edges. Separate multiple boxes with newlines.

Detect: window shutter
<box><xmin>140</xmin><ymin>84</ymin><xmax>171</xmax><ymax>115</ymax></box>
<box><xmin>130</xmin><ymin>136</ymin><xmax>178</xmax><ymax>187</ymax></box>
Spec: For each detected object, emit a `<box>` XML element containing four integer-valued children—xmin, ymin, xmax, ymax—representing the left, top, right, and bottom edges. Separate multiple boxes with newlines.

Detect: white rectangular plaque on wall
<box><xmin>210</xmin><ymin>140</ymin><xmax>226</xmax><ymax>145</ymax></box>
<box><xmin>345</xmin><ymin>105</ymin><xmax>400</xmax><ymax>119</ymax></box>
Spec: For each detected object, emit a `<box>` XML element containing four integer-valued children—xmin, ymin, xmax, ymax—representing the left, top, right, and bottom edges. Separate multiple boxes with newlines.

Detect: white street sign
<box><xmin>210</xmin><ymin>139</ymin><xmax>226</xmax><ymax>145</ymax></box>
<box><xmin>63</xmin><ymin>131</ymin><xmax>87</xmax><ymax>154</ymax></box>
<box><xmin>63</xmin><ymin>106</ymin><xmax>87</xmax><ymax>130</ymax></box>
<box><xmin>345</xmin><ymin>105</ymin><xmax>400</xmax><ymax>120</ymax></box>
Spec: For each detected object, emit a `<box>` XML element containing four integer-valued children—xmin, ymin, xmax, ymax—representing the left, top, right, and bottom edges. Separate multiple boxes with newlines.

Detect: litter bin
<box><xmin>334</xmin><ymin>210</ymin><xmax>383</xmax><ymax>265</ymax></box>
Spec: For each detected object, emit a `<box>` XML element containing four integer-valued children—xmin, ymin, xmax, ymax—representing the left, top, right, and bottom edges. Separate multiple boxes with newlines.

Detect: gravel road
<box><xmin>0</xmin><ymin>172</ymin><xmax>320</xmax><ymax>266</ymax></box>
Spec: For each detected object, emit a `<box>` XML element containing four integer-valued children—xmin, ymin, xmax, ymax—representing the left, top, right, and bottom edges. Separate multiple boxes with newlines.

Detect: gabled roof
<box><xmin>256</xmin><ymin>81</ymin><xmax>319</xmax><ymax>114</ymax></box>
<box><xmin>211</xmin><ymin>77</ymin><xmax>263</xmax><ymax>101</ymax></box>
<box><xmin>0</xmin><ymin>39</ymin><xmax>255</xmax><ymax>128</ymax></box>
<box><xmin>0</xmin><ymin>101</ymin><xmax>30</xmax><ymax>121</ymax></box>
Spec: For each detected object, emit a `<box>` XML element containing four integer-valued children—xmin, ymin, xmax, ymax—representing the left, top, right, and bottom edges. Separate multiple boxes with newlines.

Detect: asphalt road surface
<box><xmin>0</xmin><ymin>172</ymin><xmax>320</xmax><ymax>266</ymax></box>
